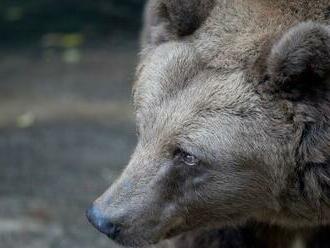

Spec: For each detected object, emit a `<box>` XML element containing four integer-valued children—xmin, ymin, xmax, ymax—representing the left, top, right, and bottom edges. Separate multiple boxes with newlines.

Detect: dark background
<box><xmin>0</xmin><ymin>1</ymin><xmax>145</xmax><ymax>247</ymax></box>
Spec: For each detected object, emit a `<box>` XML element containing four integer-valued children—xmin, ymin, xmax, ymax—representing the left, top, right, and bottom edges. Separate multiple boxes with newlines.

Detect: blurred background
<box><xmin>0</xmin><ymin>0</ymin><xmax>145</xmax><ymax>247</ymax></box>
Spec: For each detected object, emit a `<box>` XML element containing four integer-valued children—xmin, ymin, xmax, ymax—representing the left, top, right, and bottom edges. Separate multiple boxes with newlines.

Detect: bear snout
<box><xmin>86</xmin><ymin>205</ymin><xmax>121</xmax><ymax>240</ymax></box>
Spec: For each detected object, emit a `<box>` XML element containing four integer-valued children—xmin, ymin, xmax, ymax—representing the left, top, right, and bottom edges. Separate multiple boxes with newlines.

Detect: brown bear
<box><xmin>87</xmin><ymin>0</ymin><xmax>330</xmax><ymax>247</ymax></box>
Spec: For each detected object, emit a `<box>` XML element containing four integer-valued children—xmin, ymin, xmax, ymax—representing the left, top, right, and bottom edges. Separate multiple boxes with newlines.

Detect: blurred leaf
<box><xmin>62</xmin><ymin>48</ymin><xmax>81</xmax><ymax>64</ymax></box>
<box><xmin>61</xmin><ymin>34</ymin><xmax>84</xmax><ymax>48</ymax></box>
<box><xmin>41</xmin><ymin>33</ymin><xmax>62</xmax><ymax>47</ymax></box>
<box><xmin>41</xmin><ymin>33</ymin><xmax>84</xmax><ymax>48</ymax></box>
<box><xmin>4</xmin><ymin>6</ymin><xmax>23</xmax><ymax>22</ymax></box>
<box><xmin>16</xmin><ymin>112</ymin><xmax>35</xmax><ymax>128</ymax></box>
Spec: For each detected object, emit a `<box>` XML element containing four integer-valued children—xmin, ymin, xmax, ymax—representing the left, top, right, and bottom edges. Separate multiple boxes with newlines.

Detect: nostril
<box><xmin>106</xmin><ymin>223</ymin><xmax>121</xmax><ymax>240</ymax></box>
<box><xmin>86</xmin><ymin>205</ymin><xmax>121</xmax><ymax>240</ymax></box>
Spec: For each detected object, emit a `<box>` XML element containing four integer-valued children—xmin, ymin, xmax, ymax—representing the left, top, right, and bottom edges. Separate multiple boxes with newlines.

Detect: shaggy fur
<box><xmin>87</xmin><ymin>1</ymin><xmax>330</xmax><ymax>247</ymax></box>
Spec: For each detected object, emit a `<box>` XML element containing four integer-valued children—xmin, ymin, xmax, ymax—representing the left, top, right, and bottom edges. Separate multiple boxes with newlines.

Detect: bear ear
<box><xmin>142</xmin><ymin>0</ymin><xmax>215</xmax><ymax>46</ymax></box>
<box><xmin>259</xmin><ymin>22</ymin><xmax>330</xmax><ymax>100</ymax></box>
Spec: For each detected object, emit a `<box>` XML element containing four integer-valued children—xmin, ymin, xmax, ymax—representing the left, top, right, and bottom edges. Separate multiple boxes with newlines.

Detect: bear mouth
<box><xmin>114</xmin><ymin>226</ymin><xmax>185</xmax><ymax>247</ymax></box>
<box><xmin>162</xmin><ymin>224</ymin><xmax>189</xmax><ymax>241</ymax></box>
<box><xmin>163</xmin><ymin>227</ymin><xmax>179</xmax><ymax>239</ymax></box>
<box><xmin>109</xmin><ymin>228</ymin><xmax>163</xmax><ymax>248</ymax></box>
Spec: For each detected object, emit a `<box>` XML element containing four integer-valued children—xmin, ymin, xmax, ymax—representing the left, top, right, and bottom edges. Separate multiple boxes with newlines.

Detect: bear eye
<box><xmin>174</xmin><ymin>149</ymin><xmax>199</xmax><ymax>166</ymax></box>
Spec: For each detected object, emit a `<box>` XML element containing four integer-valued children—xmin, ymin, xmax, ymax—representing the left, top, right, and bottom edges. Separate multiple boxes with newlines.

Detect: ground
<box><xmin>0</xmin><ymin>39</ymin><xmax>138</xmax><ymax>248</ymax></box>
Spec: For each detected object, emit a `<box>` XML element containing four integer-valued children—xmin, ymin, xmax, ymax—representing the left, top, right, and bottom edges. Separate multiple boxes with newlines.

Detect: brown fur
<box><xmin>87</xmin><ymin>1</ymin><xmax>330</xmax><ymax>247</ymax></box>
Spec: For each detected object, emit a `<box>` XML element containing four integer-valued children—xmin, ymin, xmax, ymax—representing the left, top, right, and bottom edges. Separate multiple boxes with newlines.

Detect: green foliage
<box><xmin>0</xmin><ymin>0</ymin><xmax>145</xmax><ymax>45</ymax></box>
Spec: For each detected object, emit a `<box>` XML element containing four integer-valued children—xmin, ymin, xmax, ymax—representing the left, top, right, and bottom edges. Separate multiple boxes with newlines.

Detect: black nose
<box><xmin>86</xmin><ymin>205</ymin><xmax>120</xmax><ymax>240</ymax></box>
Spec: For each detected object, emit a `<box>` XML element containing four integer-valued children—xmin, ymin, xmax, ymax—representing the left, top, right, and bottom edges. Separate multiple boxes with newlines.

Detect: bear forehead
<box><xmin>135</xmin><ymin>42</ymin><xmax>258</xmax><ymax>112</ymax></box>
<box><xmin>134</xmin><ymin>43</ymin><xmax>261</xmax><ymax>142</ymax></box>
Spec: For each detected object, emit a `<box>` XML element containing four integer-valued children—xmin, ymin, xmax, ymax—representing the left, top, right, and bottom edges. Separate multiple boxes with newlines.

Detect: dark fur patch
<box><xmin>163</xmin><ymin>0</ymin><xmax>215</xmax><ymax>36</ymax></box>
<box><xmin>173</xmin><ymin>223</ymin><xmax>304</xmax><ymax>248</ymax></box>
<box><xmin>307</xmin><ymin>226</ymin><xmax>330</xmax><ymax>248</ymax></box>
<box><xmin>324</xmin><ymin>6</ymin><xmax>330</xmax><ymax>19</ymax></box>
<box><xmin>256</xmin><ymin>22</ymin><xmax>330</xmax><ymax>101</ymax></box>
<box><xmin>143</xmin><ymin>0</ymin><xmax>215</xmax><ymax>45</ymax></box>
